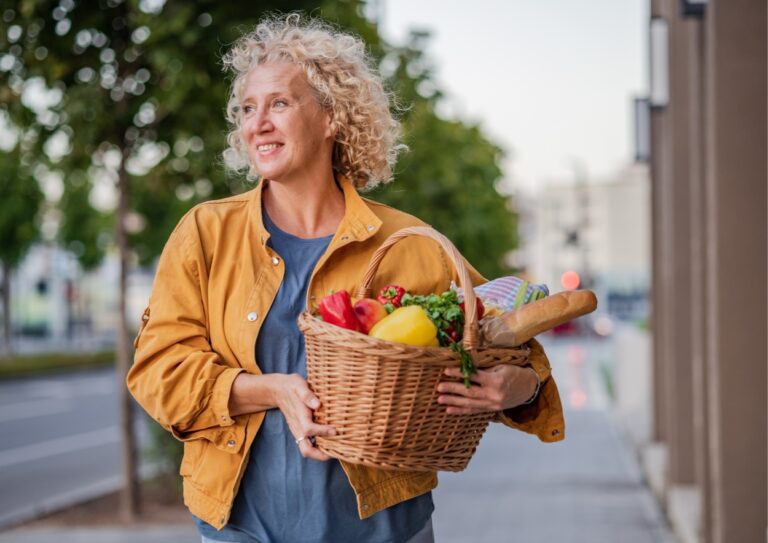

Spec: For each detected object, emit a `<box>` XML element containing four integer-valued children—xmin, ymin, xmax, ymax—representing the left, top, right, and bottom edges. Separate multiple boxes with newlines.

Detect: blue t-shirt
<box><xmin>195</xmin><ymin>206</ymin><xmax>433</xmax><ymax>543</ymax></box>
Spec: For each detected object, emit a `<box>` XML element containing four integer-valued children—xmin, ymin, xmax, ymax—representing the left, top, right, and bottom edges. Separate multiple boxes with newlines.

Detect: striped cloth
<box><xmin>454</xmin><ymin>276</ymin><xmax>549</xmax><ymax>312</ymax></box>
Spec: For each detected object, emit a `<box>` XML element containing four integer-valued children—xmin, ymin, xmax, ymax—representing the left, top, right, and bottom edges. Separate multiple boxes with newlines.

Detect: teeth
<box><xmin>257</xmin><ymin>144</ymin><xmax>280</xmax><ymax>151</ymax></box>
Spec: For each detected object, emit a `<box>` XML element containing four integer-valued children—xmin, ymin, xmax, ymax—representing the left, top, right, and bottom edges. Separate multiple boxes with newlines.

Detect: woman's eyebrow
<box><xmin>242</xmin><ymin>90</ymin><xmax>293</xmax><ymax>102</ymax></box>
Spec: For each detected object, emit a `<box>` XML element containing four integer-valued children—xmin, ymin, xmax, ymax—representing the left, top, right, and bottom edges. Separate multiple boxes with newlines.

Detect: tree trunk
<box><xmin>116</xmin><ymin>147</ymin><xmax>139</xmax><ymax>521</ymax></box>
<box><xmin>0</xmin><ymin>263</ymin><xmax>12</xmax><ymax>357</ymax></box>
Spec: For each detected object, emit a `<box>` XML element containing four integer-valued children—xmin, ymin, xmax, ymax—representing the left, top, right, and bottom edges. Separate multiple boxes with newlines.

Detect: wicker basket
<box><xmin>297</xmin><ymin>226</ymin><xmax>530</xmax><ymax>472</ymax></box>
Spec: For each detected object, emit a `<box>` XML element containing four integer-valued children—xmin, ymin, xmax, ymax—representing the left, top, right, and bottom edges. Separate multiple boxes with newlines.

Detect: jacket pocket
<box><xmin>133</xmin><ymin>306</ymin><xmax>150</xmax><ymax>349</ymax></box>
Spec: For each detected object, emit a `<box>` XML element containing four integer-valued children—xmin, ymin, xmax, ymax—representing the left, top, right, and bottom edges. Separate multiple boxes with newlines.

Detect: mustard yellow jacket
<box><xmin>127</xmin><ymin>176</ymin><xmax>565</xmax><ymax>530</ymax></box>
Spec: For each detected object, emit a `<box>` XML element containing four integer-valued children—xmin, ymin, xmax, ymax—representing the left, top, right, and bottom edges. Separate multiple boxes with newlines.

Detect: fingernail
<box><xmin>310</xmin><ymin>399</ymin><xmax>320</xmax><ymax>408</ymax></box>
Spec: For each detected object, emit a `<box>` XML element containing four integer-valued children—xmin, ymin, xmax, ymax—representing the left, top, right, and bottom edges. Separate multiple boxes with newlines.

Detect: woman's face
<box><xmin>240</xmin><ymin>62</ymin><xmax>334</xmax><ymax>183</ymax></box>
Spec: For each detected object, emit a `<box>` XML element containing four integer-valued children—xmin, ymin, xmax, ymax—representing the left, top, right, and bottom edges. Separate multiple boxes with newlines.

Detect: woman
<box><xmin>127</xmin><ymin>14</ymin><xmax>564</xmax><ymax>543</ymax></box>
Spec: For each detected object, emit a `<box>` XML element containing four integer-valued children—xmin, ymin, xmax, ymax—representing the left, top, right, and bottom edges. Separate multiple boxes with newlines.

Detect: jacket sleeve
<box><xmin>444</xmin><ymin>258</ymin><xmax>566</xmax><ymax>442</ymax></box>
<box><xmin>126</xmin><ymin>216</ymin><xmax>246</xmax><ymax>449</ymax></box>
<box><xmin>495</xmin><ymin>338</ymin><xmax>565</xmax><ymax>442</ymax></box>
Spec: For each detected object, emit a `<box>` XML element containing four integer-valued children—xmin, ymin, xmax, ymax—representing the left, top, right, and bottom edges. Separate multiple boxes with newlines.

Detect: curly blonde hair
<box><xmin>222</xmin><ymin>13</ymin><xmax>404</xmax><ymax>190</ymax></box>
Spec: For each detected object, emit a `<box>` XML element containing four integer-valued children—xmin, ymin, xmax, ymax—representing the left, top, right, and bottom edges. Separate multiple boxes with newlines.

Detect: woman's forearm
<box><xmin>228</xmin><ymin>373</ymin><xmax>282</xmax><ymax>417</ymax></box>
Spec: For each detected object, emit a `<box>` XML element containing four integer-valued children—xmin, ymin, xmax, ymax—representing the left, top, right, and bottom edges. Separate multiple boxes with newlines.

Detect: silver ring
<box><xmin>295</xmin><ymin>436</ymin><xmax>306</xmax><ymax>445</ymax></box>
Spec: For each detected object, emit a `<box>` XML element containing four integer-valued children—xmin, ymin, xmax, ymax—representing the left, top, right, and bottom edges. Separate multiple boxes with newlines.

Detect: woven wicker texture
<box><xmin>298</xmin><ymin>226</ymin><xmax>530</xmax><ymax>472</ymax></box>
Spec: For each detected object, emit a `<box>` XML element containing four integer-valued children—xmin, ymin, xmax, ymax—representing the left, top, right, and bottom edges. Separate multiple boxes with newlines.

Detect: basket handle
<box><xmin>354</xmin><ymin>226</ymin><xmax>480</xmax><ymax>351</ymax></box>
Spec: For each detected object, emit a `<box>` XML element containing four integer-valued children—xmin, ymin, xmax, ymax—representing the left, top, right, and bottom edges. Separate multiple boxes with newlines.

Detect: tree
<box><xmin>1</xmin><ymin>0</ymin><xmax>383</xmax><ymax>519</ymax></box>
<box><xmin>0</xmin><ymin>145</ymin><xmax>44</xmax><ymax>356</ymax></box>
<box><xmin>2</xmin><ymin>0</ymin><xmax>517</xmax><ymax>519</ymax></box>
<box><xmin>371</xmin><ymin>31</ymin><xmax>518</xmax><ymax>278</ymax></box>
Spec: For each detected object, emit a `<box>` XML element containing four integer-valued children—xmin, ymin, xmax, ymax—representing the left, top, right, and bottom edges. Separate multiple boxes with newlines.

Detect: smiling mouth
<box><xmin>257</xmin><ymin>143</ymin><xmax>283</xmax><ymax>152</ymax></box>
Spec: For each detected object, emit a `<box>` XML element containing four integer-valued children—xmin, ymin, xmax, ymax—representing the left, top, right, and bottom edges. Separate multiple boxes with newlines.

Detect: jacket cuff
<box><xmin>168</xmin><ymin>367</ymin><xmax>247</xmax><ymax>453</ymax></box>
<box><xmin>211</xmin><ymin>367</ymin><xmax>247</xmax><ymax>427</ymax></box>
<box><xmin>494</xmin><ymin>338</ymin><xmax>565</xmax><ymax>442</ymax></box>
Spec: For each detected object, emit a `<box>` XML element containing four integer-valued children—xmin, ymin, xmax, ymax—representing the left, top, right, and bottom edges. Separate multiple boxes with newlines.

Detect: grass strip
<box><xmin>0</xmin><ymin>351</ymin><xmax>115</xmax><ymax>379</ymax></box>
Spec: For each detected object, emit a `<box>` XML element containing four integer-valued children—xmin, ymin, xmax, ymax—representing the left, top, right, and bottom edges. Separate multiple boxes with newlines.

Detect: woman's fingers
<box><xmin>437</xmin><ymin>390</ymin><xmax>494</xmax><ymax>412</ymax></box>
<box><xmin>297</xmin><ymin>438</ymin><xmax>333</xmax><ymax>461</ymax></box>
<box><xmin>442</xmin><ymin>366</ymin><xmax>490</xmax><ymax>386</ymax></box>
<box><xmin>299</xmin><ymin>387</ymin><xmax>321</xmax><ymax>410</ymax></box>
<box><xmin>437</xmin><ymin>367</ymin><xmax>506</xmax><ymax>412</ymax></box>
<box><xmin>275</xmin><ymin>374</ymin><xmax>338</xmax><ymax>461</ymax></box>
<box><xmin>301</xmin><ymin>422</ymin><xmax>337</xmax><ymax>439</ymax></box>
<box><xmin>294</xmin><ymin>425</ymin><xmax>337</xmax><ymax>461</ymax></box>
<box><xmin>436</xmin><ymin>380</ymin><xmax>484</xmax><ymax>398</ymax></box>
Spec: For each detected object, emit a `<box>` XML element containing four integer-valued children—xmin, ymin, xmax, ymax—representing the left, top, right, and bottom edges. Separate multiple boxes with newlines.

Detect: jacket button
<box><xmin>271</xmin><ymin>256</ymin><xmax>279</xmax><ymax>265</ymax></box>
<box><xmin>227</xmin><ymin>439</ymin><xmax>236</xmax><ymax>447</ymax></box>
<box><xmin>552</xmin><ymin>429</ymin><xmax>560</xmax><ymax>436</ymax></box>
<box><xmin>362</xmin><ymin>503</ymin><xmax>369</xmax><ymax>510</ymax></box>
<box><xmin>247</xmin><ymin>311</ymin><xmax>258</xmax><ymax>322</ymax></box>
<box><xmin>366</xmin><ymin>225</ymin><xmax>374</xmax><ymax>231</ymax></box>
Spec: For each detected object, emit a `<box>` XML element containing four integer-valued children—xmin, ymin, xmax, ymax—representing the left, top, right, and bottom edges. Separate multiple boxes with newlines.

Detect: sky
<box><xmin>379</xmin><ymin>0</ymin><xmax>649</xmax><ymax>194</ymax></box>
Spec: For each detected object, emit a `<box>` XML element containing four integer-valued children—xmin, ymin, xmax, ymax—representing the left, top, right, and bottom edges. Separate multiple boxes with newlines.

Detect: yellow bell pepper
<box><xmin>368</xmin><ymin>306</ymin><xmax>439</xmax><ymax>346</ymax></box>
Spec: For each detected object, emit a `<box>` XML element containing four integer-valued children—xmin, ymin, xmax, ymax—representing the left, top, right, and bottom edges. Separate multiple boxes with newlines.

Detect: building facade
<box><xmin>526</xmin><ymin>163</ymin><xmax>651</xmax><ymax>330</ymax></box>
<box><xmin>647</xmin><ymin>1</ymin><xmax>766</xmax><ymax>541</ymax></box>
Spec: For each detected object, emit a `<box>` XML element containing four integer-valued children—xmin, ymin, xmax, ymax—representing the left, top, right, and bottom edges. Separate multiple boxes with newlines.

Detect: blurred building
<box><xmin>4</xmin><ymin>244</ymin><xmax>152</xmax><ymax>353</ymax></box>
<box><xmin>643</xmin><ymin>1</ymin><xmax>766</xmax><ymax>542</ymax></box>
<box><xmin>523</xmin><ymin>163</ymin><xmax>651</xmax><ymax>329</ymax></box>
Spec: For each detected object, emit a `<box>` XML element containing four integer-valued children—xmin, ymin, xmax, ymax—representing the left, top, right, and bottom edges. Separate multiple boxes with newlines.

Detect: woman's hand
<box><xmin>228</xmin><ymin>373</ymin><xmax>336</xmax><ymax>461</ymax></box>
<box><xmin>436</xmin><ymin>365</ymin><xmax>539</xmax><ymax>415</ymax></box>
<box><xmin>273</xmin><ymin>374</ymin><xmax>337</xmax><ymax>461</ymax></box>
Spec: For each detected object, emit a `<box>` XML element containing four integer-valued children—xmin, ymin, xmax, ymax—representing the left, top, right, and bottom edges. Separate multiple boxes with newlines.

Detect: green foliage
<box><xmin>400</xmin><ymin>289</ymin><xmax>476</xmax><ymax>386</ymax></box>
<box><xmin>2</xmin><ymin>2</ymin><xmax>515</xmax><ymax>274</ymax></box>
<box><xmin>0</xmin><ymin>146</ymin><xmax>43</xmax><ymax>268</ymax></box>
<box><xmin>0</xmin><ymin>349</ymin><xmax>114</xmax><ymax>379</ymax></box>
<box><xmin>2</xmin><ymin>1</ymin><xmax>519</xmax><ymax>476</ymax></box>
<box><xmin>144</xmin><ymin>417</ymin><xmax>183</xmax><ymax>483</ymax></box>
<box><xmin>3</xmin><ymin>0</ymin><xmax>372</xmax><ymax>267</ymax></box>
<box><xmin>370</xmin><ymin>32</ymin><xmax>518</xmax><ymax>278</ymax></box>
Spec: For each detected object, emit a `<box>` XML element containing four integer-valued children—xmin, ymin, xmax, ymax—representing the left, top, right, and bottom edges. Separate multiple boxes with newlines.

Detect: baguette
<box><xmin>480</xmin><ymin>289</ymin><xmax>598</xmax><ymax>347</ymax></box>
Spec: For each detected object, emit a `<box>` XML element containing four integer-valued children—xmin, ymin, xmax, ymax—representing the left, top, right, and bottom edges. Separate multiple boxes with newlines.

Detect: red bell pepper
<box><xmin>318</xmin><ymin>290</ymin><xmax>364</xmax><ymax>332</ymax></box>
<box><xmin>377</xmin><ymin>284</ymin><xmax>406</xmax><ymax>308</ymax></box>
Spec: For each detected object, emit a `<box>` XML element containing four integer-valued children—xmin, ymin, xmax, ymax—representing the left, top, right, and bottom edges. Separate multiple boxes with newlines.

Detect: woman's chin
<box><xmin>253</xmin><ymin>164</ymin><xmax>286</xmax><ymax>181</ymax></box>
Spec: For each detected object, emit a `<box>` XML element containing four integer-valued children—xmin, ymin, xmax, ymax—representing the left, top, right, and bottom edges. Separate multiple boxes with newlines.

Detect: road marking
<box><xmin>0</xmin><ymin>399</ymin><xmax>72</xmax><ymax>423</ymax></box>
<box><xmin>0</xmin><ymin>426</ymin><xmax>119</xmax><ymax>469</ymax></box>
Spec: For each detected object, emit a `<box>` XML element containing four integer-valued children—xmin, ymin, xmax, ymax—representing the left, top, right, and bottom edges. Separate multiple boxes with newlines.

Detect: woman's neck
<box><xmin>262</xmin><ymin>173</ymin><xmax>345</xmax><ymax>239</ymax></box>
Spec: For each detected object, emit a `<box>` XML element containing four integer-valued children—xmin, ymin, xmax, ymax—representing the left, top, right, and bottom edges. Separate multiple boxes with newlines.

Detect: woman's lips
<box><xmin>255</xmin><ymin>143</ymin><xmax>283</xmax><ymax>156</ymax></box>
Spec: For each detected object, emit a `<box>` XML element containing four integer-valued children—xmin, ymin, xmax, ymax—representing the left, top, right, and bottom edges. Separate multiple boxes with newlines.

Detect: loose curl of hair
<box><xmin>222</xmin><ymin>13</ymin><xmax>404</xmax><ymax>190</ymax></box>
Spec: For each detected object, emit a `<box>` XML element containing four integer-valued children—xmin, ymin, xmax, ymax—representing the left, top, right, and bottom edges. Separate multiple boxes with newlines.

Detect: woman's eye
<box><xmin>243</xmin><ymin>105</ymin><xmax>255</xmax><ymax>114</ymax></box>
<box><xmin>273</xmin><ymin>99</ymin><xmax>287</xmax><ymax>108</ymax></box>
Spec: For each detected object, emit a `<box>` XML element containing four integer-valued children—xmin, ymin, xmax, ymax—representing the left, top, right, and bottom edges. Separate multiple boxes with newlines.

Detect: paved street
<box><xmin>0</xmin><ymin>368</ymin><xmax>151</xmax><ymax>530</ymax></box>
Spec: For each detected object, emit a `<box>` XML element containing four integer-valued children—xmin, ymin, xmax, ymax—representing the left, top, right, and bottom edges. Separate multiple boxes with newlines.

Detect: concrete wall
<box><xmin>645</xmin><ymin>1</ymin><xmax>767</xmax><ymax>541</ymax></box>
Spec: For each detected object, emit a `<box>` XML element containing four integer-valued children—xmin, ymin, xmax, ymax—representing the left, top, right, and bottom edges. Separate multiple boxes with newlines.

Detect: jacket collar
<box><xmin>248</xmin><ymin>174</ymin><xmax>382</xmax><ymax>251</ymax></box>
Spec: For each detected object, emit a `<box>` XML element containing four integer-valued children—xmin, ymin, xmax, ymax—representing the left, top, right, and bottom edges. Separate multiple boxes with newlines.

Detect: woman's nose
<box><xmin>255</xmin><ymin>108</ymin><xmax>275</xmax><ymax>133</ymax></box>
<box><xmin>245</xmin><ymin>108</ymin><xmax>273</xmax><ymax>135</ymax></box>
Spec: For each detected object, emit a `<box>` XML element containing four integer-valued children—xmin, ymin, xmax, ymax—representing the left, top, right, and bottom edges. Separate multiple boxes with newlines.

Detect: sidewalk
<box><xmin>433</xmin><ymin>410</ymin><xmax>673</xmax><ymax>543</ymax></box>
<box><xmin>0</xmin><ymin>526</ymin><xmax>197</xmax><ymax>542</ymax></box>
